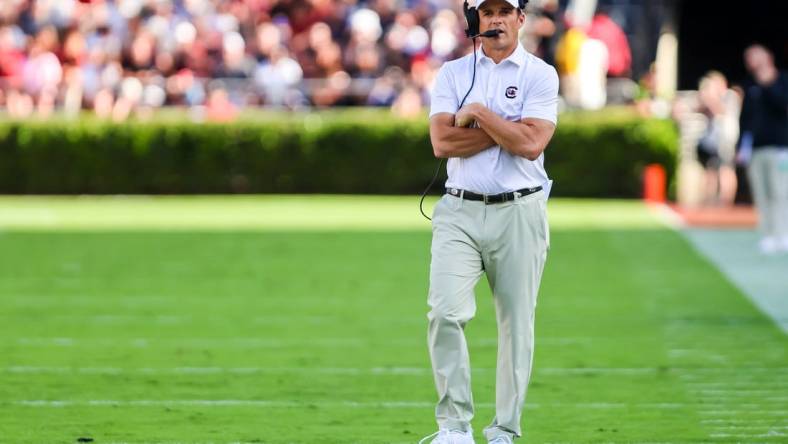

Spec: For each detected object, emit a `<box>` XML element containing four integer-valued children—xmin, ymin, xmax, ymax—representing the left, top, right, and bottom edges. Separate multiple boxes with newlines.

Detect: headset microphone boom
<box><xmin>471</xmin><ymin>29</ymin><xmax>503</xmax><ymax>39</ymax></box>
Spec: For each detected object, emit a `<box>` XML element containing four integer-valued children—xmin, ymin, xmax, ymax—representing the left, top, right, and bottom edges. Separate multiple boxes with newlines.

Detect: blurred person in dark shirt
<box><xmin>737</xmin><ymin>44</ymin><xmax>788</xmax><ymax>254</ymax></box>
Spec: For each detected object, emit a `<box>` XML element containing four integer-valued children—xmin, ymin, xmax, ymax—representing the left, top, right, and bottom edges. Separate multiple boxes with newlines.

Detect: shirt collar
<box><xmin>476</xmin><ymin>43</ymin><xmax>527</xmax><ymax>67</ymax></box>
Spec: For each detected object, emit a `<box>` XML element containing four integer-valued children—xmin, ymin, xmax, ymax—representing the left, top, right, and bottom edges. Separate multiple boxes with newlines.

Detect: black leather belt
<box><xmin>446</xmin><ymin>186</ymin><xmax>543</xmax><ymax>204</ymax></box>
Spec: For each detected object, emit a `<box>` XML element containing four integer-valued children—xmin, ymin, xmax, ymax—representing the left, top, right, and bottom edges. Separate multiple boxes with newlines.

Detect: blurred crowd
<box><xmin>0</xmin><ymin>0</ymin><xmax>479</xmax><ymax>120</ymax></box>
<box><xmin>0</xmin><ymin>0</ymin><xmax>642</xmax><ymax>120</ymax></box>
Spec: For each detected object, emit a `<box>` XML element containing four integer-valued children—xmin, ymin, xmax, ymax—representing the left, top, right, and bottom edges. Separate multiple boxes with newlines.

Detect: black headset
<box><xmin>463</xmin><ymin>0</ymin><xmax>528</xmax><ymax>37</ymax></box>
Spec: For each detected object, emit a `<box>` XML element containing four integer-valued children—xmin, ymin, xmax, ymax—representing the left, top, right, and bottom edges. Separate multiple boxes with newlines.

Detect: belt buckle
<box><xmin>483</xmin><ymin>193</ymin><xmax>490</xmax><ymax>204</ymax></box>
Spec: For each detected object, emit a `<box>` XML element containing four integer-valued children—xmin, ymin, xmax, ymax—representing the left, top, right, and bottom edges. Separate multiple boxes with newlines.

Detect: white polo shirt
<box><xmin>429</xmin><ymin>43</ymin><xmax>559</xmax><ymax>194</ymax></box>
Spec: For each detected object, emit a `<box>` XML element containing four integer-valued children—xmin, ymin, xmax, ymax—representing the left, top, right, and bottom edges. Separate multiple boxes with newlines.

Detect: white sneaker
<box><xmin>419</xmin><ymin>428</ymin><xmax>475</xmax><ymax>444</ymax></box>
<box><xmin>780</xmin><ymin>236</ymin><xmax>788</xmax><ymax>252</ymax></box>
<box><xmin>758</xmin><ymin>236</ymin><xmax>780</xmax><ymax>255</ymax></box>
<box><xmin>488</xmin><ymin>436</ymin><xmax>513</xmax><ymax>444</ymax></box>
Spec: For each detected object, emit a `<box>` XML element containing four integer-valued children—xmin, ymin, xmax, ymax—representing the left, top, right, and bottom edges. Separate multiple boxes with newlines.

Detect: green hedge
<box><xmin>0</xmin><ymin>109</ymin><xmax>678</xmax><ymax>197</ymax></box>
<box><xmin>546</xmin><ymin>110</ymin><xmax>678</xmax><ymax>197</ymax></box>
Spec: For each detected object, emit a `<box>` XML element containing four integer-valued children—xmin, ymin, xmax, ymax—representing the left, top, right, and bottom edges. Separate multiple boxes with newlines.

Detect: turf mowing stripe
<box><xmin>0</xmin><ymin>196</ymin><xmax>665</xmax><ymax>231</ymax></box>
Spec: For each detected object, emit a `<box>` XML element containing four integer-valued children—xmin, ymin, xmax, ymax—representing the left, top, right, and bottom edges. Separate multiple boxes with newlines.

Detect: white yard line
<box><xmin>2</xmin><ymin>366</ymin><xmax>434</xmax><ymax>376</ymax></box>
<box><xmin>686</xmin><ymin>382</ymin><xmax>788</xmax><ymax>387</ymax></box>
<box><xmin>710</xmin><ymin>426</ymin><xmax>788</xmax><ymax>431</ymax></box>
<box><xmin>698</xmin><ymin>410</ymin><xmax>788</xmax><ymax>416</ymax></box>
<box><xmin>8</xmin><ymin>336</ymin><xmax>589</xmax><ymax>348</ymax></box>
<box><xmin>6</xmin><ymin>365</ymin><xmax>784</xmax><ymax>376</ymax></box>
<box><xmin>10</xmin><ymin>399</ymin><xmax>437</xmax><ymax>408</ymax></box>
<box><xmin>701</xmin><ymin>419</ymin><xmax>788</xmax><ymax>424</ymax></box>
<box><xmin>4</xmin><ymin>400</ymin><xmax>693</xmax><ymax>410</ymax></box>
<box><xmin>691</xmin><ymin>389</ymin><xmax>786</xmax><ymax>395</ymax></box>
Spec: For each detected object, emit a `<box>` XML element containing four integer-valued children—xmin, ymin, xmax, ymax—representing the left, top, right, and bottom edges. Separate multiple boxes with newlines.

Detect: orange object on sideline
<box><xmin>643</xmin><ymin>164</ymin><xmax>666</xmax><ymax>203</ymax></box>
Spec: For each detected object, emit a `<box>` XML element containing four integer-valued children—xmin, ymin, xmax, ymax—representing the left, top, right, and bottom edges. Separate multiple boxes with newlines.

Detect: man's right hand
<box><xmin>455</xmin><ymin>114</ymin><xmax>475</xmax><ymax>128</ymax></box>
<box><xmin>454</xmin><ymin>108</ymin><xmax>476</xmax><ymax>128</ymax></box>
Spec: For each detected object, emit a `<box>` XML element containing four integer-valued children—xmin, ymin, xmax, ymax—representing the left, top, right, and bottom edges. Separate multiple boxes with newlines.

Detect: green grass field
<box><xmin>0</xmin><ymin>196</ymin><xmax>785</xmax><ymax>444</ymax></box>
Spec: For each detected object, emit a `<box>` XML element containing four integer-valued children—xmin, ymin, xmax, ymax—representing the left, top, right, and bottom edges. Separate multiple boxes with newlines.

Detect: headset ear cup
<box><xmin>463</xmin><ymin>1</ymin><xmax>479</xmax><ymax>37</ymax></box>
<box><xmin>469</xmin><ymin>9</ymin><xmax>479</xmax><ymax>37</ymax></box>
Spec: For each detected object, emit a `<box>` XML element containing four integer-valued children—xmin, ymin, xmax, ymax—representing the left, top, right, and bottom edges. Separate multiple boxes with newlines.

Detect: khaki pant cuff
<box><xmin>438</xmin><ymin>419</ymin><xmax>472</xmax><ymax>432</ymax></box>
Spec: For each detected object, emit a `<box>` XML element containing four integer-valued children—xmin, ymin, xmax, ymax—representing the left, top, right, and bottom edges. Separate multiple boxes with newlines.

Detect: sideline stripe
<box><xmin>681</xmin><ymin>228</ymin><xmax>788</xmax><ymax>334</ymax></box>
<box><xmin>650</xmin><ymin>204</ymin><xmax>788</xmax><ymax>334</ymax></box>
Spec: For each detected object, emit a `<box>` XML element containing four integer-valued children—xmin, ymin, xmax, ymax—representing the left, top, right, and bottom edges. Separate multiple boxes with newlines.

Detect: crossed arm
<box><xmin>429</xmin><ymin>104</ymin><xmax>556</xmax><ymax>161</ymax></box>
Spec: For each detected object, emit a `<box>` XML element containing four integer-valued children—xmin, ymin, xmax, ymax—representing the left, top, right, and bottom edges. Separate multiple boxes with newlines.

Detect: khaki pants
<box><xmin>747</xmin><ymin>148</ymin><xmax>788</xmax><ymax>239</ymax></box>
<box><xmin>427</xmin><ymin>191</ymin><xmax>549</xmax><ymax>441</ymax></box>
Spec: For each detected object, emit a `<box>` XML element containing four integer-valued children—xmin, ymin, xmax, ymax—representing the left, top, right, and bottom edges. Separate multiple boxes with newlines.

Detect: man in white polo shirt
<box><xmin>421</xmin><ymin>0</ymin><xmax>558</xmax><ymax>442</ymax></box>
